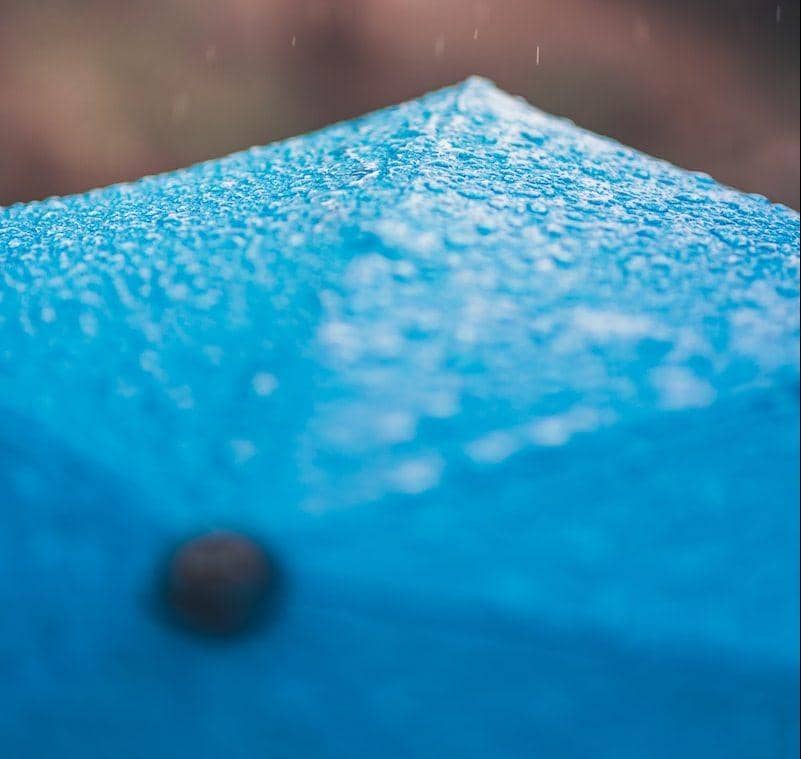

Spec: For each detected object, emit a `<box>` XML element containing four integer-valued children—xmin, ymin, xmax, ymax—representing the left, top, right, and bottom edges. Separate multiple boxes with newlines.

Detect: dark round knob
<box><xmin>163</xmin><ymin>531</ymin><xmax>280</xmax><ymax>636</ymax></box>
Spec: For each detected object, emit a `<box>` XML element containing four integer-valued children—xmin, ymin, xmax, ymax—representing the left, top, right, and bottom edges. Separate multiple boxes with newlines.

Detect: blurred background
<box><xmin>0</xmin><ymin>0</ymin><xmax>798</xmax><ymax>208</ymax></box>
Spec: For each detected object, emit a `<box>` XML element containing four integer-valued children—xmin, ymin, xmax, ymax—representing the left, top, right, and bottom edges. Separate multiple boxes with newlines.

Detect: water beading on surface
<box><xmin>1</xmin><ymin>78</ymin><xmax>799</xmax><ymax>758</ymax></box>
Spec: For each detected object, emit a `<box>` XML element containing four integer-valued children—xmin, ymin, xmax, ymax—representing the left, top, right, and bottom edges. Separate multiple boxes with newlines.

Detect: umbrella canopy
<box><xmin>1</xmin><ymin>78</ymin><xmax>798</xmax><ymax>758</ymax></box>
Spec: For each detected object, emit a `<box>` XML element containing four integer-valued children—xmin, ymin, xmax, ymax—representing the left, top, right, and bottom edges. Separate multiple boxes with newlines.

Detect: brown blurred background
<box><xmin>1</xmin><ymin>0</ymin><xmax>798</xmax><ymax>208</ymax></box>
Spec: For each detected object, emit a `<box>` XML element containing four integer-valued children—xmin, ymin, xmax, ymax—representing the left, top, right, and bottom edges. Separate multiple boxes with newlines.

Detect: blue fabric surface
<box><xmin>1</xmin><ymin>78</ymin><xmax>799</xmax><ymax>757</ymax></box>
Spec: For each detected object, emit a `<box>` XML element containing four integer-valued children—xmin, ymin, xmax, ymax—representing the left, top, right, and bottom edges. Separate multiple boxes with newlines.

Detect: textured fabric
<box><xmin>1</xmin><ymin>78</ymin><xmax>799</xmax><ymax>758</ymax></box>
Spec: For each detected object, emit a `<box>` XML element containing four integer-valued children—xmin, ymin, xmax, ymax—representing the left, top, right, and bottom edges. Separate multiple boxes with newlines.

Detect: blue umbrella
<box><xmin>1</xmin><ymin>78</ymin><xmax>798</xmax><ymax>758</ymax></box>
